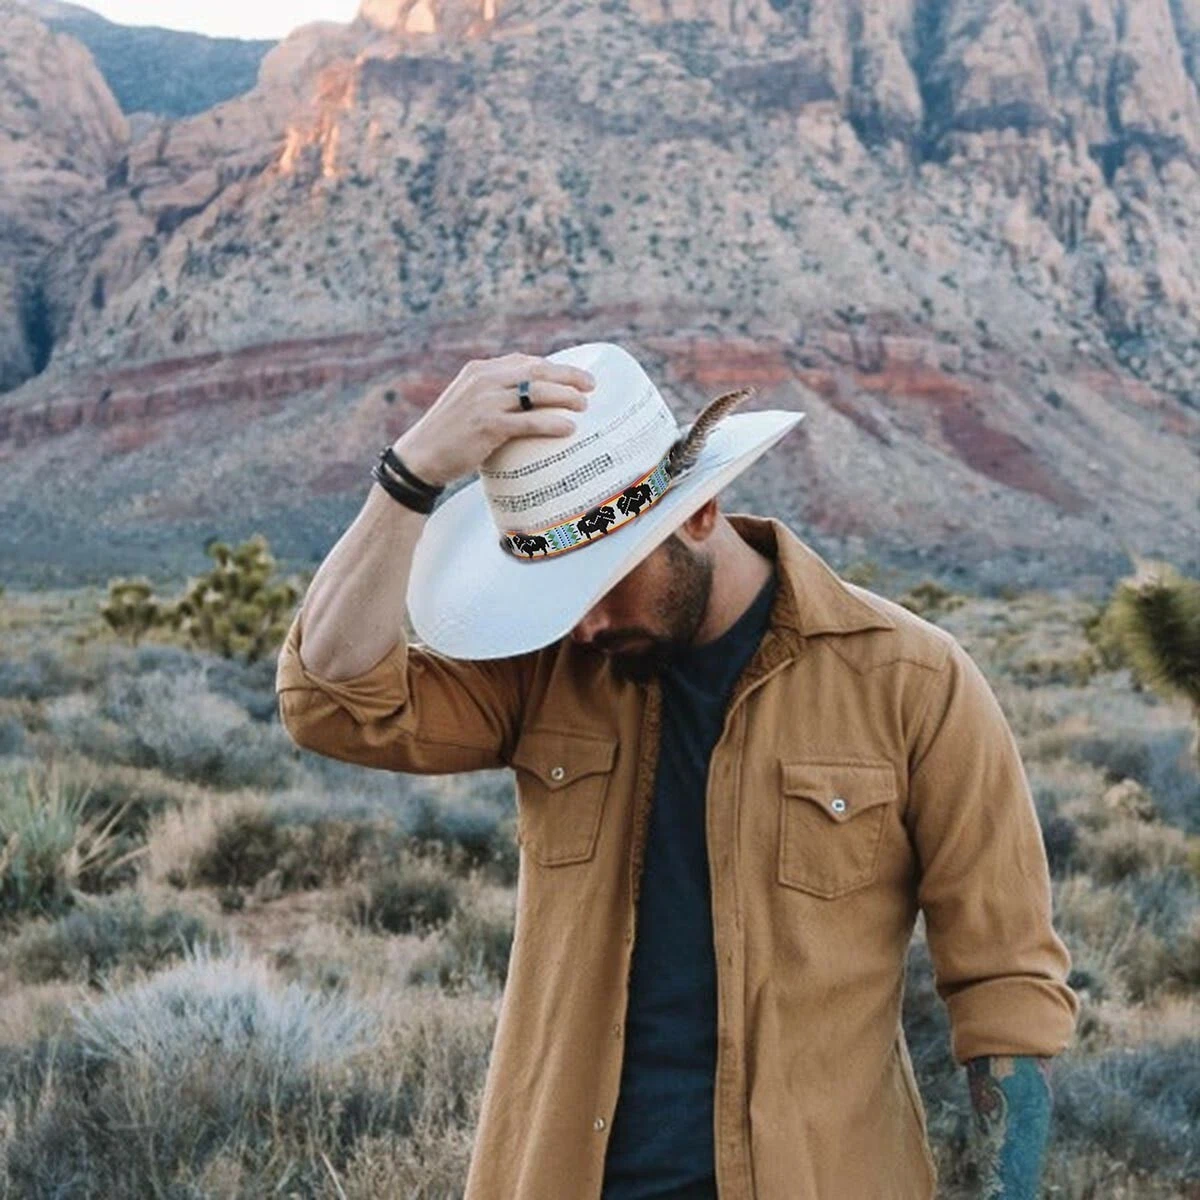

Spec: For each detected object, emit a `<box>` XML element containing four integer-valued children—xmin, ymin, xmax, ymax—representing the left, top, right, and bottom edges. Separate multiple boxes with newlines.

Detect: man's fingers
<box><xmin>483</xmin><ymin>382</ymin><xmax>589</xmax><ymax>411</ymax></box>
<box><xmin>494</xmin><ymin>410</ymin><xmax>577</xmax><ymax>440</ymax></box>
<box><xmin>492</xmin><ymin>355</ymin><xmax>596</xmax><ymax>394</ymax></box>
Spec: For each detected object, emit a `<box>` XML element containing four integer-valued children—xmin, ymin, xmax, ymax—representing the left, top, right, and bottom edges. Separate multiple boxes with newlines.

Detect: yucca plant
<box><xmin>0</xmin><ymin>759</ymin><xmax>145</xmax><ymax>921</ymax></box>
<box><xmin>165</xmin><ymin>534</ymin><xmax>301</xmax><ymax>663</ymax></box>
<box><xmin>1099</xmin><ymin>558</ymin><xmax>1200</xmax><ymax>762</ymax></box>
<box><xmin>100</xmin><ymin>578</ymin><xmax>167</xmax><ymax>646</ymax></box>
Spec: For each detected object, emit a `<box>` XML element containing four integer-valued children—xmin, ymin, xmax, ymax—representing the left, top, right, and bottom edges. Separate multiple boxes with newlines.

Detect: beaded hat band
<box><xmin>498</xmin><ymin>385</ymin><xmax>754</xmax><ymax>561</ymax></box>
<box><xmin>501</xmin><ymin>452</ymin><xmax>673</xmax><ymax>559</ymax></box>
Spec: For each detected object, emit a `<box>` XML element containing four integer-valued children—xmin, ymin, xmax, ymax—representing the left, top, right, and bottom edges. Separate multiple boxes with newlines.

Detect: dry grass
<box><xmin>1</xmin><ymin>582</ymin><xmax>1198</xmax><ymax>1196</ymax></box>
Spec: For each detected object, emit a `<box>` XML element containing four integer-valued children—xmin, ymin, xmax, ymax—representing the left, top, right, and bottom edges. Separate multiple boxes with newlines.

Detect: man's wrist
<box><xmin>391</xmin><ymin>435</ymin><xmax>452</xmax><ymax>489</ymax></box>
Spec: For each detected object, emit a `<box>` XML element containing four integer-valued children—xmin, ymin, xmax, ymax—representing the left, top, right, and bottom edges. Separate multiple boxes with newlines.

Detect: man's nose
<box><xmin>570</xmin><ymin>605</ymin><xmax>609</xmax><ymax>645</ymax></box>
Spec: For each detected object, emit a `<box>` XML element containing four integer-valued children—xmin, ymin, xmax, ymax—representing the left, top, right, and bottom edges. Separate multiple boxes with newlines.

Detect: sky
<box><xmin>81</xmin><ymin>0</ymin><xmax>360</xmax><ymax>40</ymax></box>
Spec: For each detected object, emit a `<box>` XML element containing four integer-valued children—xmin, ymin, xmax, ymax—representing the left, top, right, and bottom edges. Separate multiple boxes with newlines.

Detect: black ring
<box><xmin>518</xmin><ymin>379</ymin><xmax>533</xmax><ymax>411</ymax></box>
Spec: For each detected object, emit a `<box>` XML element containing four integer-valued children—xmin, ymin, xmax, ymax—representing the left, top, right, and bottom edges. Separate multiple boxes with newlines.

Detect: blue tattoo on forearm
<box><xmin>965</xmin><ymin>1055</ymin><xmax>1053</xmax><ymax>1199</ymax></box>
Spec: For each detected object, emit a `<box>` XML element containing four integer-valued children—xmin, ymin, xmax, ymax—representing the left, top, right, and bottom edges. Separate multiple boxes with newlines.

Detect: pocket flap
<box><xmin>781</xmin><ymin>760</ymin><xmax>897</xmax><ymax>825</ymax></box>
<box><xmin>512</xmin><ymin>729</ymin><xmax>618</xmax><ymax>790</ymax></box>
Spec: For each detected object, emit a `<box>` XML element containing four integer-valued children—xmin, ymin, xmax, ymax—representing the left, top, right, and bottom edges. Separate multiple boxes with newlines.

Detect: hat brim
<box><xmin>407</xmin><ymin>409</ymin><xmax>805</xmax><ymax>660</ymax></box>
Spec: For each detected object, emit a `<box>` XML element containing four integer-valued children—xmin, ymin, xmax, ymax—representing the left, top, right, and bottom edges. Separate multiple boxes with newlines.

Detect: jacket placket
<box><xmin>704</xmin><ymin>623</ymin><xmax>805</xmax><ymax>1200</ymax></box>
<box><xmin>618</xmin><ymin>618</ymin><xmax>805</xmax><ymax>1200</ymax></box>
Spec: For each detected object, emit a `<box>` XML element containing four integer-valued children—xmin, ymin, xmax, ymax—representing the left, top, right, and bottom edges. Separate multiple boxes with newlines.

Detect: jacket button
<box><xmin>550</xmin><ymin>766</ymin><xmax>566</xmax><ymax>781</ymax></box>
<box><xmin>594</xmin><ymin>1116</ymin><xmax>607</xmax><ymax>1131</ymax></box>
<box><xmin>613</xmin><ymin>1023</ymin><xmax>622</xmax><ymax>1038</ymax></box>
<box><xmin>830</xmin><ymin>797</ymin><xmax>847</xmax><ymax>813</ymax></box>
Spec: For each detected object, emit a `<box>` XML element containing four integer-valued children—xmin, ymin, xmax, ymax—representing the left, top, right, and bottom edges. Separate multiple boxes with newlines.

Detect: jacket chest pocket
<box><xmin>511</xmin><ymin>729</ymin><xmax>618</xmax><ymax>867</ymax></box>
<box><xmin>778</xmin><ymin>760</ymin><xmax>898</xmax><ymax>898</ymax></box>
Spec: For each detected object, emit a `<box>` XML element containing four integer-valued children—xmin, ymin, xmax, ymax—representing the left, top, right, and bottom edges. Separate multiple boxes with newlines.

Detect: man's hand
<box><xmin>394</xmin><ymin>352</ymin><xmax>596</xmax><ymax>487</ymax></box>
<box><xmin>965</xmin><ymin>1054</ymin><xmax>1054</xmax><ymax>1198</ymax></box>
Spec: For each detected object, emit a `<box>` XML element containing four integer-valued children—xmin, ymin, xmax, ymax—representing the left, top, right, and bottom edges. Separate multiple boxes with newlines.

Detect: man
<box><xmin>275</xmin><ymin>343</ymin><xmax>1079</xmax><ymax>1200</ymax></box>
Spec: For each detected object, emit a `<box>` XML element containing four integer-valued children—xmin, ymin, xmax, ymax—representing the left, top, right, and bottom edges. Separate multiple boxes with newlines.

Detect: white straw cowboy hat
<box><xmin>407</xmin><ymin>341</ymin><xmax>805</xmax><ymax>659</ymax></box>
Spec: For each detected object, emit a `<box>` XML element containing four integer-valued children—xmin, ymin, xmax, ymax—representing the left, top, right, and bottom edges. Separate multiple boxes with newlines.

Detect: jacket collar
<box><xmin>726</xmin><ymin>514</ymin><xmax>897</xmax><ymax>641</ymax></box>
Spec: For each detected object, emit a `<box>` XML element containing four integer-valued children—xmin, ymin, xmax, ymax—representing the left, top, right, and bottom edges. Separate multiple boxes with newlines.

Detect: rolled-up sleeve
<box><xmin>905</xmin><ymin>637</ymin><xmax>1080</xmax><ymax>1064</ymax></box>
<box><xmin>275</xmin><ymin>604</ymin><xmax>534</xmax><ymax>774</ymax></box>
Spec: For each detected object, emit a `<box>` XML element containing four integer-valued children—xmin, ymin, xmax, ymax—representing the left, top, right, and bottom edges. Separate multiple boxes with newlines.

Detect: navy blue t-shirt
<box><xmin>602</xmin><ymin>569</ymin><xmax>777</xmax><ymax>1200</ymax></box>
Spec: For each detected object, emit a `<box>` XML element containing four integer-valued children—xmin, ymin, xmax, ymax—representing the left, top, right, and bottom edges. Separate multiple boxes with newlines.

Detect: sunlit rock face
<box><xmin>357</xmin><ymin>0</ymin><xmax>500</xmax><ymax>37</ymax></box>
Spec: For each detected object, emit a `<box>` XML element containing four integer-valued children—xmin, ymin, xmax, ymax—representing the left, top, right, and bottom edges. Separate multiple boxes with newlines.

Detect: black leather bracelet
<box><xmin>371</xmin><ymin>462</ymin><xmax>438</xmax><ymax>514</ymax></box>
<box><xmin>378</xmin><ymin>445</ymin><xmax>444</xmax><ymax>497</ymax></box>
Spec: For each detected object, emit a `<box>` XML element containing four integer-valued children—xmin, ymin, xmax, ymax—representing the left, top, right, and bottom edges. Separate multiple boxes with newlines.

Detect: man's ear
<box><xmin>679</xmin><ymin>497</ymin><xmax>719</xmax><ymax>542</ymax></box>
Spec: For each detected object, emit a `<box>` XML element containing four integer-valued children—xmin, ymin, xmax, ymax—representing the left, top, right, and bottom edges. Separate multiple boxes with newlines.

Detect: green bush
<box><xmin>6</xmin><ymin>892</ymin><xmax>217</xmax><ymax>985</ymax></box>
<box><xmin>898</xmin><ymin>580</ymin><xmax>965</xmax><ymax>620</ymax></box>
<box><xmin>345</xmin><ymin>855</ymin><xmax>460</xmax><ymax>935</ymax></box>
<box><xmin>1098</xmin><ymin>559</ymin><xmax>1200</xmax><ymax>760</ymax></box>
<box><xmin>0</xmin><ymin>759</ymin><xmax>142</xmax><ymax>923</ymax></box>
<box><xmin>178</xmin><ymin>804</ymin><xmax>389</xmax><ymax>893</ymax></box>
<box><xmin>168</xmin><ymin>535</ymin><xmax>302</xmax><ymax>664</ymax></box>
<box><xmin>100</xmin><ymin>579</ymin><xmax>166</xmax><ymax>647</ymax></box>
<box><xmin>407</xmin><ymin>902</ymin><xmax>514</xmax><ymax>992</ymax></box>
<box><xmin>99</xmin><ymin>535</ymin><xmax>305</xmax><ymax>665</ymax></box>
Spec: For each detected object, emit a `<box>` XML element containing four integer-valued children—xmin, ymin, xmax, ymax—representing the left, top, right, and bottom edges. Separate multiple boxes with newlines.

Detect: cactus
<box><xmin>165</xmin><ymin>535</ymin><xmax>301</xmax><ymax>664</ymax></box>
<box><xmin>1100</xmin><ymin>558</ymin><xmax>1200</xmax><ymax>762</ymax></box>
<box><xmin>100</xmin><ymin>578</ymin><xmax>167</xmax><ymax>646</ymax></box>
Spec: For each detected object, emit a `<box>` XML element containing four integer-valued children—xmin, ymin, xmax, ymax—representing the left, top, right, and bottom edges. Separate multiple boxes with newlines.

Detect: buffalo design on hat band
<box><xmin>501</xmin><ymin>451</ymin><xmax>674</xmax><ymax>560</ymax></box>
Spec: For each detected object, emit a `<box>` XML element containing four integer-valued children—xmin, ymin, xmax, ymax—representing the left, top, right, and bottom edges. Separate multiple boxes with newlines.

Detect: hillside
<box><xmin>0</xmin><ymin>0</ymin><xmax>1197</xmax><ymax>587</ymax></box>
<box><xmin>18</xmin><ymin>0</ymin><xmax>274</xmax><ymax>116</ymax></box>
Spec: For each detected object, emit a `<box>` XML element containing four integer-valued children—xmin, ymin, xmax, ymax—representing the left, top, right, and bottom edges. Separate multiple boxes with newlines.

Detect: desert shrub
<box><xmin>346</xmin><ymin>854</ymin><xmax>460</xmax><ymax>935</ymax></box>
<box><xmin>405</xmin><ymin>785</ymin><xmax>519</xmax><ymax>885</ymax></box>
<box><xmin>0</xmin><ymin>949</ymin><xmax>495</xmax><ymax>1198</ymax></box>
<box><xmin>0</xmin><ymin>944</ymin><xmax>377</xmax><ymax>1197</ymax></box>
<box><xmin>1168</xmin><ymin>911</ymin><xmax>1200</xmax><ymax>989</ymax></box>
<box><xmin>1098</xmin><ymin>560</ymin><xmax>1200</xmax><ymax>727</ymax></box>
<box><xmin>1054</xmin><ymin>873</ymin><xmax>1196</xmax><ymax>1003</ymax></box>
<box><xmin>1049</xmin><ymin>1039</ymin><xmax>1200</xmax><ymax>1180</ymax></box>
<box><xmin>1077</xmin><ymin>818</ymin><xmax>1193</xmax><ymax>884</ymax></box>
<box><xmin>201</xmin><ymin>651</ymin><xmax>281</xmax><ymax>722</ymax></box>
<box><xmin>5</xmin><ymin>891</ymin><xmax>217</xmax><ymax>985</ymax></box>
<box><xmin>1039</xmin><ymin>813</ymin><xmax>1080</xmax><ymax>877</ymax></box>
<box><xmin>46</xmin><ymin>667</ymin><xmax>295</xmax><ymax>790</ymax></box>
<box><xmin>839</xmin><ymin>559</ymin><xmax>880</xmax><ymax>588</ymax></box>
<box><xmin>1118</xmin><ymin>865</ymin><xmax>1200</xmax><ymax>941</ymax></box>
<box><xmin>1016</xmin><ymin>650</ymin><xmax>1101</xmax><ymax>687</ymax></box>
<box><xmin>0</xmin><ymin>646</ymin><xmax>87</xmax><ymax>702</ymax></box>
<box><xmin>74</xmin><ymin>766</ymin><xmax>188</xmax><ymax>840</ymax></box>
<box><xmin>151</xmin><ymin>793</ymin><xmax>386</xmax><ymax>895</ymax></box>
<box><xmin>0</xmin><ymin>714</ymin><xmax>27</xmax><ymax>756</ymax></box>
<box><xmin>0</xmin><ymin>758</ymin><xmax>141</xmax><ymax>923</ymax></box>
<box><xmin>898</xmin><ymin>580</ymin><xmax>966</xmax><ymax>620</ymax></box>
<box><xmin>407</xmin><ymin>901</ymin><xmax>514</xmax><ymax>992</ymax></box>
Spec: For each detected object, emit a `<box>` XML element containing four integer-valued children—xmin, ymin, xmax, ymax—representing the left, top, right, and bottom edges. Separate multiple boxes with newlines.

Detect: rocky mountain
<box><xmin>0</xmin><ymin>3</ymin><xmax>128</xmax><ymax>391</ymax></box>
<box><xmin>0</xmin><ymin>0</ymin><xmax>1197</xmax><ymax>589</ymax></box>
<box><xmin>18</xmin><ymin>0</ymin><xmax>274</xmax><ymax>117</ymax></box>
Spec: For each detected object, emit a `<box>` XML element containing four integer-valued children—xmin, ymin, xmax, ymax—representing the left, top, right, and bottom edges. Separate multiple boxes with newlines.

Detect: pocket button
<box><xmin>830</xmin><ymin>797</ymin><xmax>847</xmax><ymax>814</ymax></box>
<box><xmin>550</xmin><ymin>766</ymin><xmax>566</xmax><ymax>781</ymax></box>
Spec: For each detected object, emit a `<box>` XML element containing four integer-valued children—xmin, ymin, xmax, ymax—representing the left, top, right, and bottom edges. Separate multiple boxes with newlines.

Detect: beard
<box><xmin>596</xmin><ymin>535</ymin><xmax>714</xmax><ymax>684</ymax></box>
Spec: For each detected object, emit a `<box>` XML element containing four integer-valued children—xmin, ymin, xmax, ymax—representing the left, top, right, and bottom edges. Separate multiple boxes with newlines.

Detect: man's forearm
<box><xmin>296</xmin><ymin>481</ymin><xmax>427</xmax><ymax>682</ymax></box>
<box><xmin>965</xmin><ymin>1054</ymin><xmax>1054</xmax><ymax>1199</ymax></box>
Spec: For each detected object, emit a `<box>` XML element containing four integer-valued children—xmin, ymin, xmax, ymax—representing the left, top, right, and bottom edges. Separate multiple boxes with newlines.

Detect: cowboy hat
<box><xmin>407</xmin><ymin>341</ymin><xmax>804</xmax><ymax>659</ymax></box>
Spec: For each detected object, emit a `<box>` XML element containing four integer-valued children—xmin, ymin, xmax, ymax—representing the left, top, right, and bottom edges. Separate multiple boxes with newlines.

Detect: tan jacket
<box><xmin>275</xmin><ymin>514</ymin><xmax>1079</xmax><ymax>1200</ymax></box>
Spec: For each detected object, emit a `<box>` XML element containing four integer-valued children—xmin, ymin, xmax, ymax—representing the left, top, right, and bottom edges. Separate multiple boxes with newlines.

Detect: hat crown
<box><xmin>480</xmin><ymin>343</ymin><xmax>678</xmax><ymax>537</ymax></box>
